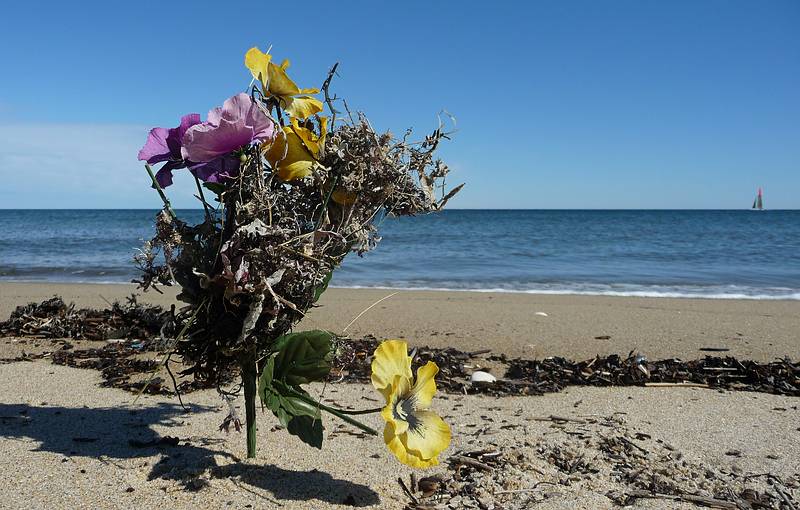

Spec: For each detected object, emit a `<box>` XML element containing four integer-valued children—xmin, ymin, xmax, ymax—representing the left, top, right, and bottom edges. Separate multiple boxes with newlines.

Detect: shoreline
<box><xmin>2</xmin><ymin>282</ymin><xmax>798</xmax><ymax>361</ymax></box>
<box><xmin>2</xmin><ymin>279</ymin><xmax>799</xmax><ymax>301</ymax></box>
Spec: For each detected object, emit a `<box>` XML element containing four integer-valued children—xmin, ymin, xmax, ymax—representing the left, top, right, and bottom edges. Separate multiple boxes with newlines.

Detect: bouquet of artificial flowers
<box><xmin>135</xmin><ymin>46</ymin><xmax>461</xmax><ymax>466</ymax></box>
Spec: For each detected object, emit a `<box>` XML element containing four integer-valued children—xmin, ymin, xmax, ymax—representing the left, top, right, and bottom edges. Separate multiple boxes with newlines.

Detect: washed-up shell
<box><xmin>470</xmin><ymin>371</ymin><xmax>497</xmax><ymax>383</ymax></box>
<box><xmin>535</xmin><ymin>312</ymin><xmax>548</xmax><ymax>317</ymax></box>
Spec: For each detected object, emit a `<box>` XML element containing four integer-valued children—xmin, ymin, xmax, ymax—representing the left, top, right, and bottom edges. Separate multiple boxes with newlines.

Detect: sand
<box><xmin>1</xmin><ymin>282</ymin><xmax>798</xmax><ymax>361</ymax></box>
<box><xmin>1</xmin><ymin>283</ymin><xmax>798</xmax><ymax>508</ymax></box>
<box><xmin>1</xmin><ymin>361</ymin><xmax>798</xmax><ymax>509</ymax></box>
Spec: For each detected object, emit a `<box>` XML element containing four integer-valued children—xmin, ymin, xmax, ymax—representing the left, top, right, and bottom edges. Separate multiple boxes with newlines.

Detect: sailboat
<box><xmin>752</xmin><ymin>187</ymin><xmax>764</xmax><ymax>210</ymax></box>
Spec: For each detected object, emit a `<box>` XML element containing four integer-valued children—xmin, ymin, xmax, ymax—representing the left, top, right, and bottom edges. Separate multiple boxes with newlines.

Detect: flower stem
<box><xmin>144</xmin><ymin>164</ymin><xmax>177</xmax><ymax>221</ymax></box>
<box><xmin>315</xmin><ymin>175</ymin><xmax>339</xmax><ymax>229</ymax></box>
<box><xmin>240</xmin><ymin>357</ymin><xmax>258</xmax><ymax>458</ymax></box>
<box><xmin>285</xmin><ymin>386</ymin><xmax>379</xmax><ymax>436</ymax></box>
<box><xmin>193</xmin><ymin>175</ymin><xmax>214</xmax><ymax>223</ymax></box>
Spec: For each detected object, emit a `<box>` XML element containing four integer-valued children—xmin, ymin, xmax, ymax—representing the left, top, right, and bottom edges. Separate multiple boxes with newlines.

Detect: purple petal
<box><xmin>178</xmin><ymin>113</ymin><xmax>202</xmax><ymax>138</ymax></box>
<box><xmin>182</xmin><ymin>94</ymin><xmax>275</xmax><ymax>162</ymax></box>
<box><xmin>189</xmin><ymin>154</ymin><xmax>240</xmax><ymax>183</ymax></box>
<box><xmin>207</xmin><ymin>106</ymin><xmax>224</xmax><ymax>126</ymax></box>
<box><xmin>219</xmin><ymin>93</ymin><xmax>253</xmax><ymax>123</ymax></box>
<box><xmin>224</xmin><ymin>93</ymin><xmax>274</xmax><ymax>141</ymax></box>
<box><xmin>154</xmin><ymin>165</ymin><xmax>175</xmax><ymax>188</ymax></box>
<box><xmin>165</xmin><ymin>113</ymin><xmax>201</xmax><ymax>156</ymax></box>
<box><xmin>137</xmin><ymin>127</ymin><xmax>171</xmax><ymax>164</ymax></box>
<box><xmin>183</xmin><ymin>118</ymin><xmax>255</xmax><ymax>163</ymax></box>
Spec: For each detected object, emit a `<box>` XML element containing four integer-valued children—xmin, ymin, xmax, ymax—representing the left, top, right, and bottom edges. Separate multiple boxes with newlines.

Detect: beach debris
<box><xmin>498</xmin><ymin>352</ymin><xmax>800</xmax><ymax>397</ymax></box>
<box><xmin>0</xmin><ymin>295</ymin><xmax>170</xmax><ymax>342</ymax></box>
<box><xmin>534</xmin><ymin>312</ymin><xmax>548</xmax><ymax>317</ymax></box>
<box><xmin>470</xmin><ymin>371</ymin><xmax>497</xmax><ymax>383</ymax></box>
<box><xmin>2</xmin><ymin>299</ymin><xmax>798</xmax><ymax>400</ymax></box>
<box><xmin>401</xmin><ymin>418</ymin><xmax>798</xmax><ymax>510</ymax></box>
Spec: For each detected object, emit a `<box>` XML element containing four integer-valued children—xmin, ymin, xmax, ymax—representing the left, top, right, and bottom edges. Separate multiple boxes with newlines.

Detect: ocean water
<box><xmin>1</xmin><ymin>209</ymin><xmax>798</xmax><ymax>300</ymax></box>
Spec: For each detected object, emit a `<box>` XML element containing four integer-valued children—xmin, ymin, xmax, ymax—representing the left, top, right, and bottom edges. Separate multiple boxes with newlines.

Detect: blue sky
<box><xmin>0</xmin><ymin>1</ymin><xmax>797</xmax><ymax>209</ymax></box>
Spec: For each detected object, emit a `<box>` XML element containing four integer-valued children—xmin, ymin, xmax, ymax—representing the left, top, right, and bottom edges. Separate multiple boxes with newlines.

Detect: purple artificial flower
<box><xmin>137</xmin><ymin>114</ymin><xmax>201</xmax><ymax>188</ymax></box>
<box><xmin>181</xmin><ymin>93</ymin><xmax>275</xmax><ymax>183</ymax></box>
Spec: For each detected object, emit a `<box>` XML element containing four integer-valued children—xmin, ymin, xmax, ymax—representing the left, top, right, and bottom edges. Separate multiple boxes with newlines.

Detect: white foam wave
<box><xmin>330</xmin><ymin>284</ymin><xmax>800</xmax><ymax>300</ymax></box>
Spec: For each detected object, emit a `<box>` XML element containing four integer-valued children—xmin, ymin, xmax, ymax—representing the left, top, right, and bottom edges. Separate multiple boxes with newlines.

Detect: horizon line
<box><xmin>1</xmin><ymin>207</ymin><xmax>798</xmax><ymax>212</ymax></box>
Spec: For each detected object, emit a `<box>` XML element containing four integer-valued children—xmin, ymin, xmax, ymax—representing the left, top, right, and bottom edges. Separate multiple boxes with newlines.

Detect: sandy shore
<box><xmin>1</xmin><ymin>282</ymin><xmax>798</xmax><ymax>361</ymax></box>
<box><xmin>1</xmin><ymin>283</ymin><xmax>799</xmax><ymax>508</ymax></box>
<box><xmin>1</xmin><ymin>361</ymin><xmax>798</xmax><ymax>509</ymax></box>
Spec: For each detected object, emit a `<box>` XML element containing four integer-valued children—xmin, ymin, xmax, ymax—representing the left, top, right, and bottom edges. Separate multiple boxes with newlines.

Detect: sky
<box><xmin>0</xmin><ymin>1</ymin><xmax>797</xmax><ymax>209</ymax></box>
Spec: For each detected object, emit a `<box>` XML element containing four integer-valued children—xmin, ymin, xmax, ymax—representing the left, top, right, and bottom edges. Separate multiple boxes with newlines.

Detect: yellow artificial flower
<box><xmin>265</xmin><ymin>117</ymin><xmax>328</xmax><ymax>181</ymax></box>
<box><xmin>244</xmin><ymin>47</ymin><xmax>323</xmax><ymax>119</ymax></box>
<box><xmin>371</xmin><ymin>340</ymin><xmax>451</xmax><ymax>468</ymax></box>
<box><xmin>244</xmin><ymin>46</ymin><xmax>272</xmax><ymax>85</ymax></box>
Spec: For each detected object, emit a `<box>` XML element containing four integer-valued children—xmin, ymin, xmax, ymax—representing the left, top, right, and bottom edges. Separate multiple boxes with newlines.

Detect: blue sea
<box><xmin>1</xmin><ymin>209</ymin><xmax>798</xmax><ymax>300</ymax></box>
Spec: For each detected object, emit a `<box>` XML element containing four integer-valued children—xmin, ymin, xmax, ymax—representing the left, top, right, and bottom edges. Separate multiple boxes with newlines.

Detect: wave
<box><xmin>329</xmin><ymin>283</ymin><xmax>800</xmax><ymax>300</ymax></box>
<box><xmin>3</xmin><ymin>269</ymin><xmax>798</xmax><ymax>300</ymax></box>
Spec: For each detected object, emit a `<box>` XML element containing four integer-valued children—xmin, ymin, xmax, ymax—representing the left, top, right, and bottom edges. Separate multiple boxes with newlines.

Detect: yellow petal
<box><xmin>264</xmin><ymin>130</ymin><xmax>288</xmax><ymax>166</ymax></box>
<box><xmin>287</xmin><ymin>119</ymin><xmax>321</xmax><ymax>157</ymax></box>
<box><xmin>244</xmin><ymin>47</ymin><xmax>271</xmax><ymax>86</ymax></box>
<box><xmin>402</xmin><ymin>410</ymin><xmax>451</xmax><ymax>462</ymax></box>
<box><xmin>283</xmin><ymin>96</ymin><xmax>324</xmax><ymax>119</ymax></box>
<box><xmin>383</xmin><ymin>422</ymin><xmax>440</xmax><ymax>468</ymax></box>
<box><xmin>265</xmin><ymin>124</ymin><xmax>319</xmax><ymax>181</ymax></box>
<box><xmin>300</xmin><ymin>87</ymin><xmax>321</xmax><ymax>94</ymax></box>
<box><xmin>277</xmin><ymin>160</ymin><xmax>314</xmax><ymax>181</ymax></box>
<box><xmin>268</xmin><ymin>61</ymin><xmax>300</xmax><ymax>97</ymax></box>
<box><xmin>383</xmin><ymin>422</ymin><xmax>413</xmax><ymax>465</ymax></box>
<box><xmin>380</xmin><ymin>375</ymin><xmax>412</xmax><ymax>435</ymax></box>
<box><xmin>286</xmin><ymin>128</ymin><xmax>318</xmax><ymax>159</ymax></box>
<box><xmin>371</xmin><ymin>340</ymin><xmax>413</xmax><ymax>401</ymax></box>
<box><xmin>318</xmin><ymin>115</ymin><xmax>329</xmax><ymax>147</ymax></box>
<box><xmin>409</xmin><ymin>361</ymin><xmax>438</xmax><ymax>409</ymax></box>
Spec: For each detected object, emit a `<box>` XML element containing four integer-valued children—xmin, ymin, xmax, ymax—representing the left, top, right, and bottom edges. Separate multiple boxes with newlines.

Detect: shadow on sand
<box><xmin>0</xmin><ymin>402</ymin><xmax>380</xmax><ymax>507</ymax></box>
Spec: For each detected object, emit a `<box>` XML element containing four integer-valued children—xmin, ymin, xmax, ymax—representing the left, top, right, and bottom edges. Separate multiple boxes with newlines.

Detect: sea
<box><xmin>1</xmin><ymin>209</ymin><xmax>798</xmax><ymax>300</ymax></box>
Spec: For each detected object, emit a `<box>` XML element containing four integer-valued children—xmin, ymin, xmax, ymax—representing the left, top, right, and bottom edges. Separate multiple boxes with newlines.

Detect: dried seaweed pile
<box><xmin>501</xmin><ymin>353</ymin><xmax>800</xmax><ymax>397</ymax></box>
<box><xmin>0</xmin><ymin>296</ymin><xmax>217</xmax><ymax>395</ymax></box>
<box><xmin>0</xmin><ymin>296</ymin><xmax>170</xmax><ymax>342</ymax></box>
<box><xmin>402</xmin><ymin>418</ymin><xmax>798</xmax><ymax>509</ymax></box>
<box><xmin>330</xmin><ymin>339</ymin><xmax>799</xmax><ymax>397</ymax></box>
<box><xmin>330</xmin><ymin>336</ymin><xmax>476</xmax><ymax>390</ymax></box>
<box><xmin>3</xmin><ymin>298</ymin><xmax>797</xmax><ymax>400</ymax></box>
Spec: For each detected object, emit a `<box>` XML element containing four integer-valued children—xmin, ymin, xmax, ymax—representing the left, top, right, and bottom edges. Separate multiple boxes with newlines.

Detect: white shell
<box><xmin>470</xmin><ymin>371</ymin><xmax>497</xmax><ymax>383</ymax></box>
<box><xmin>534</xmin><ymin>312</ymin><xmax>548</xmax><ymax>317</ymax></box>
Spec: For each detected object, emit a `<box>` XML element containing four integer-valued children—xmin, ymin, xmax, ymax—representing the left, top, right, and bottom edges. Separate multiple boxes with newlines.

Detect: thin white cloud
<box><xmin>0</xmin><ymin>123</ymin><xmax>203</xmax><ymax>208</ymax></box>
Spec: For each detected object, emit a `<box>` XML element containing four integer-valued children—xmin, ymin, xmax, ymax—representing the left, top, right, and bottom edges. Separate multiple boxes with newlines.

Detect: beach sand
<box><xmin>1</xmin><ymin>283</ymin><xmax>798</xmax><ymax>508</ymax></box>
<box><xmin>1</xmin><ymin>361</ymin><xmax>798</xmax><ymax>509</ymax></box>
<box><xmin>1</xmin><ymin>282</ymin><xmax>798</xmax><ymax>361</ymax></box>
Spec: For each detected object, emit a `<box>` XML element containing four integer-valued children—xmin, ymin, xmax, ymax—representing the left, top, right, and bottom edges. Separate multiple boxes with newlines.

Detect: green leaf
<box><xmin>257</xmin><ymin>332</ymin><xmax>336</xmax><ymax>449</ymax></box>
<box><xmin>287</xmin><ymin>415</ymin><xmax>323</xmax><ymax>448</ymax></box>
<box><xmin>257</xmin><ymin>356</ymin><xmax>275</xmax><ymax>397</ymax></box>
<box><xmin>313</xmin><ymin>272</ymin><xmax>333</xmax><ymax>302</ymax></box>
<box><xmin>258</xmin><ymin>359</ymin><xmax>325</xmax><ymax>448</ymax></box>
<box><xmin>273</xmin><ymin>330</ymin><xmax>334</xmax><ymax>385</ymax></box>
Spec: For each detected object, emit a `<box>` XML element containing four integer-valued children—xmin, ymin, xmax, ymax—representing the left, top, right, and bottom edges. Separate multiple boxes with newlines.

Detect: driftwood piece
<box><xmin>625</xmin><ymin>489</ymin><xmax>739</xmax><ymax>509</ymax></box>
